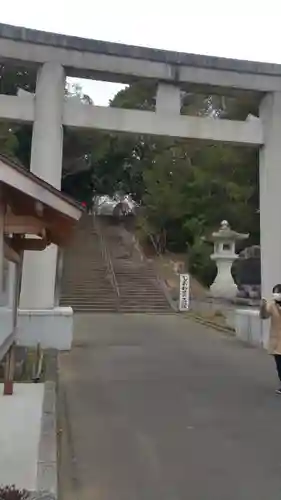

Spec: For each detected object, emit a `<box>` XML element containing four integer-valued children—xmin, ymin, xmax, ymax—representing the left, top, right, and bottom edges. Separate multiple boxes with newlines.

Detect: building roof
<box><xmin>0</xmin><ymin>154</ymin><xmax>83</xmax><ymax>246</ymax></box>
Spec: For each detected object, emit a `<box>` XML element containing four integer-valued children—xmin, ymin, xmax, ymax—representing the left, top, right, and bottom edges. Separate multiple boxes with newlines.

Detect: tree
<box><xmin>0</xmin><ymin>123</ymin><xmax>18</xmax><ymax>156</ymax></box>
<box><xmin>110</xmin><ymin>81</ymin><xmax>156</xmax><ymax>110</ymax></box>
<box><xmin>109</xmin><ymin>82</ymin><xmax>260</xmax><ymax>284</ymax></box>
<box><xmin>141</xmin><ymin>146</ymin><xmax>192</xmax><ymax>252</ymax></box>
<box><xmin>0</xmin><ymin>64</ymin><xmax>37</xmax><ymax>95</ymax></box>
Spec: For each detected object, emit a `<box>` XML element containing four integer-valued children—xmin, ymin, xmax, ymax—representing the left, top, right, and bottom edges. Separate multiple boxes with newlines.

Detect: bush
<box><xmin>188</xmin><ymin>239</ymin><xmax>217</xmax><ymax>288</ymax></box>
<box><xmin>0</xmin><ymin>486</ymin><xmax>29</xmax><ymax>500</ymax></box>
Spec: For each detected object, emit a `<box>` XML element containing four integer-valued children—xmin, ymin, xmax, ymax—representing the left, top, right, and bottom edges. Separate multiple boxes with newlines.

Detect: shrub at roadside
<box><xmin>188</xmin><ymin>238</ymin><xmax>217</xmax><ymax>288</ymax></box>
<box><xmin>0</xmin><ymin>486</ymin><xmax>29</xmax><ymax>500</ymax></box>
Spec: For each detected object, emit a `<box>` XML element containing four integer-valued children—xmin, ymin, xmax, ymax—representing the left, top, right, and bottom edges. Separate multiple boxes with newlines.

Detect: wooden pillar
<box><xmin>3</xmin><ymin>343</ymin><xmax>15</xmax><ymax>395</ymax></box>
<box><xmin>0</xmin><ymin>191</ymin><xmax>14</xmax><ymax>395</ymax></box>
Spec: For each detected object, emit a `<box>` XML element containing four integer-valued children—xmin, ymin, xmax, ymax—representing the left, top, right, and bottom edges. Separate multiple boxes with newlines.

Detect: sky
<box><xmin>1</xmin><ymin>0</ymin><xmax>280</xmax><ymax>105</ymax></box>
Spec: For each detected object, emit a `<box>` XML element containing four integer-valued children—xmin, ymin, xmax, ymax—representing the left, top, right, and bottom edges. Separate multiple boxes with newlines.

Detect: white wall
<box><xmin>17</xmin><ymin>307</ymin><xmax>74</xmax><ymax>350</ymax></box>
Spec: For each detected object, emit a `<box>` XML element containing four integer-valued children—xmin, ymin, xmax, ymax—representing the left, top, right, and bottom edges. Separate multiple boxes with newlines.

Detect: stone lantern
<box><xmin>209</xmin><ymin>220</ymin><xmax>248</xmax><ymax>299</ymax></box>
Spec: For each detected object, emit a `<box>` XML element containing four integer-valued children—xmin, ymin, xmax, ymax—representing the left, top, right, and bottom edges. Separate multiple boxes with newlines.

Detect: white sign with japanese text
<box><xmin>179</xmin><ymin>274</ymin><xmax>190</xmax><ymax>311</ymax></box>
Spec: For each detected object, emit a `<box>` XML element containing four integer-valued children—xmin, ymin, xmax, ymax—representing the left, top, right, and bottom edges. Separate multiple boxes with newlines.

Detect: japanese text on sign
<box><xmin>179</xmin><ymin>274</ymin><xmax>190</xmax><ymax>311</ymax></box>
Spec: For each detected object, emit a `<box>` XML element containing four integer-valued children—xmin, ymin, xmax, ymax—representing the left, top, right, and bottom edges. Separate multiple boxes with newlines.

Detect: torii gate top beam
<box><xmin>1</xmin><ymin>23</ymin><xmax>281</xmax><ymax>94</ymax></box>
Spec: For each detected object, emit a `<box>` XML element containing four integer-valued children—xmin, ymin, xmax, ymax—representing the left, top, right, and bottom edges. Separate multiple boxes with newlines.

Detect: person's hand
<box><xmin>259</xmin><ymin>298</ymin><xmax>268</xmax><ymax>319</ymax></box>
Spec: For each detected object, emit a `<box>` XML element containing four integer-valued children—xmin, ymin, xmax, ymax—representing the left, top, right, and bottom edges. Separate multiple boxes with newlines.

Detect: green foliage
<box><xmin>143</xmin><ymin>151</ymin><xmax>190</xmax><ymax>227</ymax></box>
<box><xmin>110</xmin><ymin>84</ymin><xmax>259</xmax><ymax>285</ymax></box>
<box><xmin>0</xmin><ymin>64</ymin><xmax>37</xmax><ymax>95</ymax></box>
<box><xmin>110</xmin><ymin>81</ymin><xmax>156</xmax><ymax>110</ymax></box>
<box><xmin>62</xmin><ymin>169</ymin><xmax>93</xmax><ymax>205</ymax></box>
<box><xmin>0</xmin><ymin>123</ymin><xmax>18</xmax><ymax>156</ymax></box>
<box><xmin>188</xmin><ymin>239</ymin><xmax>217</xmax><ymax>287</ymax></box>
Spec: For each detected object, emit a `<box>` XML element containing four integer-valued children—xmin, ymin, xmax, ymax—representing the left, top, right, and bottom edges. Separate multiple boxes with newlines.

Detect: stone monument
<box><xmin>209</xmin><ymin>220</ymin><xmax>248</xmax><ymax>299</ymax></box>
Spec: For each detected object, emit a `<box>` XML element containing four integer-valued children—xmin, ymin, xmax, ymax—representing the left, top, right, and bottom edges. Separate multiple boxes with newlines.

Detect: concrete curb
<box><xmin>36</xmin><ymin>381</ymin><xmax>57</xmax><ymax>496</ymax></box>
<box><xmin>35</xmin><ymin>351</ymin><xmax>58</xmax><ymax>499</ymax></box>
<box><xmin>28</xmin><ymin>492</ymin><xmax>56</xmax><ymax>500</ymax></box>
<box><xmin>187</xmin><ymin>311</ymin><xmax>235</xmax><ymax>335</ymax></box>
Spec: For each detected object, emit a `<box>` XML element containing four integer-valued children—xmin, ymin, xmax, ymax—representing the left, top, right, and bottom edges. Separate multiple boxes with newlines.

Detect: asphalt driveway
<box><xmin>59</xmin><ymin>313</ymin><xmax>281</xmax><ymax>500</ymax></box>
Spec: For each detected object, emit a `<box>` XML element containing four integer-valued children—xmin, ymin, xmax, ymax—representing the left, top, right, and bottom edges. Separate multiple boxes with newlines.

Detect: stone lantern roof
<box><xmin>210</xmin><ymin>220</ymin><xmax>249</xmax><ymax>242</ymax></box>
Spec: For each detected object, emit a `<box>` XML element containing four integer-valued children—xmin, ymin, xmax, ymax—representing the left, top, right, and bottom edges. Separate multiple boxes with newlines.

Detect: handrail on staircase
<box><xmin>94</xmin><ymin>214</ymin><xmax>120</xmax><ymax>305</ymax></box>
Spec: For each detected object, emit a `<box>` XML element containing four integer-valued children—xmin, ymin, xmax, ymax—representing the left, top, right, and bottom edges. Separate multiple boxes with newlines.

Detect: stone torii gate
<box><xmin>0</xmin><ymin>23</ymin><xmax>279</xmax><ymax>343</ymax></box>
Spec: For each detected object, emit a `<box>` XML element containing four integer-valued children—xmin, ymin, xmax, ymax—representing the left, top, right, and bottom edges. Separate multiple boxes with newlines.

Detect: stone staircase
<box><xmin>60</xmin><ymin>214</ymin><xmax>118</xmax><ymax>312</ymax></box>
<box><xmin>60</xmin><ymin>215</ymin><xmax>172</xmax><ymax>313</ymax></box>
<box><xmin>100</xmin><ymin>220</ymin><xmax>172</xmax><ymax>313</ymax></box>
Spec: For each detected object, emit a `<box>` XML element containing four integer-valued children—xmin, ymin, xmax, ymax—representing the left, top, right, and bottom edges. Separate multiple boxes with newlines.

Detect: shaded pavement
<box><xmin>59</xmin><ymin>314</ymin><xmax>281</xmax><ymax>500</ymax></box>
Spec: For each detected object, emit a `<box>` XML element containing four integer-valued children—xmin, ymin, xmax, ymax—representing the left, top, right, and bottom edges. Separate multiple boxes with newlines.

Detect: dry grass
<box><xmin>0</xmin><ymin>347</ymin><xmax>46</xmax><ymax>383</ymax></box>
<box><xmin>194</xmin><ymin>309</ymin><xmax>228</xmax><ymax>326</ymax></box>
<box><xmin>150</xmin><ymin>252</ymin><xmax>208</xmax><ymax>300</ymax></box>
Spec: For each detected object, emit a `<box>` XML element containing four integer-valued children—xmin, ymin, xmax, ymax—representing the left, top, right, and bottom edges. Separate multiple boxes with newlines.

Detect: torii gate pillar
<box><xmin>20</xmin><ymin>62</ymin><xmax>65</xmax><ymax>311</ymax></box>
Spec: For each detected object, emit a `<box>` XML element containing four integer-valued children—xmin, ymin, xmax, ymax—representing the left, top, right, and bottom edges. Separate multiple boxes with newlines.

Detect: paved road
<box><xmin>59</xmin><ymin>314</ymin><xmax>281</xmax><ymax>500</ymax></box>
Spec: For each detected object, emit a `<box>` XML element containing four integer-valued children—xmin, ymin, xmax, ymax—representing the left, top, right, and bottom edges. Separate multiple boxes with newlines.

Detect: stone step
<box><xmin>62</xmin><ymin>284</ymin><xmax>110</xmax><ymax>288</ymax></box>
<box><xmin>60</xmin><ymin>215</ymin><xmax>172</xmax><ymax>313</ymax></box>
<box><xmin>61</xmin><ymin>296</ymin><xmax>117</xmax><ymax>301</ymax></box>
<box><xmin>119</xmin><ymin>298</ymin><xmax>170</xmax><ymax>304</ymax></box>
<box><xmin>62</xmin><ymin>297</ymin><xmax>167</xmax><ymax>304</ymax></box>
<box><xmin>62</xmin><ymin>278</ymin><xmax>109</xmax><ymax>283</ymax></box>
<box><xmin>61</xmin><ymin>303</ymin><xmax>117</xmax><ymax>309</ymax></box>
<box><xmin>117</xmin><ymin>283</ymin><xmax>160</xmax><ymax>288</ymax></box>
<box><xmin>61</xmin><ymin>283</ymin><xmax>112</xmax><ymax>288</ymax></box>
